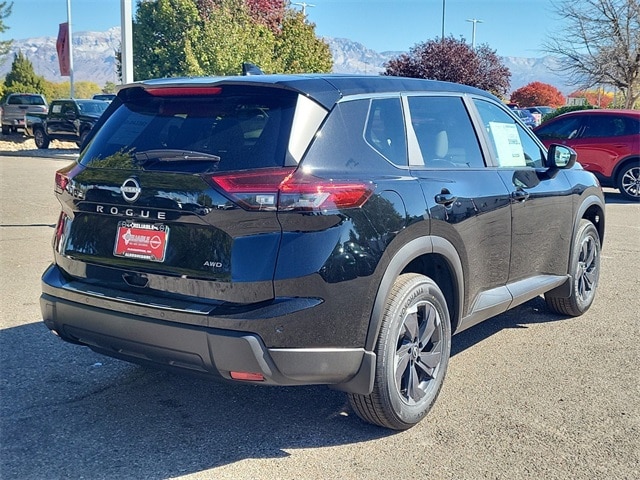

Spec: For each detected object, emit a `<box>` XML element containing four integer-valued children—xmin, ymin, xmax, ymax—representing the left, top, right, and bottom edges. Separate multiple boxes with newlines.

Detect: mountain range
<box><xmin>0</xmin><ymin>28</ymin><xmax>574</xmax><ymax>95</ymax></box>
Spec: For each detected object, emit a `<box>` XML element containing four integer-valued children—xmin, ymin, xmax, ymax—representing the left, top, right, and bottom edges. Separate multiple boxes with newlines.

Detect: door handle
<box><xmin>511</xmin><ymin>189</ymin><xmax>530</xmax><ymax>202</ymax></box>
<box><xmin>435</xmin><ymin>192</ymin><xmax>457</xmax><ymax>206</ymax></box>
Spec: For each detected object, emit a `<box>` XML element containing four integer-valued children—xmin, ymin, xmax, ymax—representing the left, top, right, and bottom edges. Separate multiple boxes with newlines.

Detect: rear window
<box><xmin>76</xmin><ymin>100</ymin><xmax>108</xmax><ymax>115</ymax></box>
<box><xmin>8</xmin><ymin>94</ymin><xmax>46</xmax><ymax>106</ymax></box>
<box><xmin>80</xmin><ymin>85</ymin><xmax>299</xmax><ymax>173</ymax></box>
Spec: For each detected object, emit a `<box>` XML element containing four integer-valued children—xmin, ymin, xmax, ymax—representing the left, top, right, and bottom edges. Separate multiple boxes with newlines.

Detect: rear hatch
<box><xmin>52</xmin><ymin>82</ymin><xmax>328</xmax><ymax>305</ymax></box>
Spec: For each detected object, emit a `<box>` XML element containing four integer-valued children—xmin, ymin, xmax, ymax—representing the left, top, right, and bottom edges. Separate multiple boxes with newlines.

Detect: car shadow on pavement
<box><xmin>0</xmin><ymin>322</ymin><xmax>386</xmax><ymax>479</ymax></box>
<box><xmin>603</xmin><ymin>190</ymin><xmax>636</xmax><ymax>204</ymax></box>
<box><xmin>1</xmin><ymin>298</ymin><xmax>567</xmax><ymax>479</ymax></box>
<box><xmin>451</xmin><ymin>296</ymin><xmax>566</xmax><ymax>356</ymax></box>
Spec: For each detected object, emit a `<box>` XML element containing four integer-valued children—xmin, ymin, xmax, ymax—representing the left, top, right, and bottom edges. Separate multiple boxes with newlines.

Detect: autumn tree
<box><xmin>543</xmin><ymin>0</ymin><xmax>640</xmax><ymax>109</ymax></box>
<box><xmin>2</xmin><ymin>51</ymin><xmax>47</xmax><ymax>99</ymax></box>
<box><xmin>568</xmin><ymin>88</ymin><xmax>615</xmax><ymax>108</ymax></box>
<box><xmin>44</xmin><ymin>80</ymin><xmax>102</xmax><ymax>100</ymax></box>
<box><xmin>510</xmin><ymin>82</ymin><xmax>566</xmax><ymax>107</ymax></box>
<box><xmin>384</xmin><ymin>36</ymin><xmax>511</xmax><ymax>97</ymax></box>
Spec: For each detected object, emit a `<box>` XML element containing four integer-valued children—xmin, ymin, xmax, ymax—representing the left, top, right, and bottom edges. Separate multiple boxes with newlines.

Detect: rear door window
<box><xmin>363</xmin><ymin>98</ymin><xmax>407</xmax><ymax>166</ymax></box>
<box><xmin>406</xmin><ymin>95</ymin><xmax>485</xmax><ymax>168</ymax></box>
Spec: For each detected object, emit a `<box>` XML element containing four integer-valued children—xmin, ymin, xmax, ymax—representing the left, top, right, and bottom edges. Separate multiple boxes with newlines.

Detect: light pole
<box><xmin>441</xmin><ymin>0</ymin><xmax>446</xmax><ymax>40</ymax></box>
<box><xmin>121</xmin><ymin>0</ymin><xmax>133</xmax><ymax>84</ymax></box>
<box><xmin>293</xmin><ymin>2</ymin><xmax>315</xmax><ymax>16</ymax></box>
<box><xmin>466</xmin><ymin>18</ymin><xmax>483</xmax><ymax>49</ymax></box>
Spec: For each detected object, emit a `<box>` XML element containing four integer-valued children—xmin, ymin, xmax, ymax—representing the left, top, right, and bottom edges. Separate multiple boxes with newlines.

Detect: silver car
<box><xmin>1</xmin><ymin>93</ymin><xmax>48</xmax><ymax>134</ymax></box>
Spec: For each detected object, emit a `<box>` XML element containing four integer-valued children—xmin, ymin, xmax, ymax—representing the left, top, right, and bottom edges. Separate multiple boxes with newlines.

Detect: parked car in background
<box><xmin>513</xmin><ymin>108</ymin><xmax>537</xmax><ymax>128</ymax></box>
<box><xmin>92</xmin><ymin>93</ymin><xmax>116</xmax><ymax>102</ymax></box>
<box><xmin>534</xmin><ymin>109</ymin><xmax>640</xmax><ymax>200</ymax></box>
<box><xmin>26</xmin><ymin>98</ymin><xmax>109</xmax><ymax>148</ymax></box>
<box><xmin>41</xmin><ymin>74</ymin><xmax>605</xmax><ymax>430</ymax></box>
<box><xmin>525</xmin><ymin>106</ymin><xmax>556</xmax><ymax>126</ymax></box>
<box><xmin>0</xmin><ymin>93</ymin><xmax>48</xmax><ymax>134</ymax></box>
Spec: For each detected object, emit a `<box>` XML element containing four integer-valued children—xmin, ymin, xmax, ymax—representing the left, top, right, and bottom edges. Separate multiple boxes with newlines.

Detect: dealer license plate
<box><xmin>114</xmin><ymin>221</ymin><xmax>169</xmax><ymax>262</ymax></box>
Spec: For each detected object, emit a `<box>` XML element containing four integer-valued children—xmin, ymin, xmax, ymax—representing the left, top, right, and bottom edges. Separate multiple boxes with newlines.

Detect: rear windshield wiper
<box><xmin>133</xmin><ymin>149</ymin><xmax>221</xmax><ymax>164</ymax></box>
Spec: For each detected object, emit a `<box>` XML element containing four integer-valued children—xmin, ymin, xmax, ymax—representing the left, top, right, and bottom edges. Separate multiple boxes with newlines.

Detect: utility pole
<box><xmin>441</xmin><ymin>0</ymin><xmax>446</xmax><ymax>40</ymax></box>
<box><xmin>466</xmin><ymin>18</ymin><xmax>483</xmax><ymax>49</ymax></box>
<box><xmin>121</xmin><ymin>0</ymin><xmax>134</xmax><ymax>84</ymax></box>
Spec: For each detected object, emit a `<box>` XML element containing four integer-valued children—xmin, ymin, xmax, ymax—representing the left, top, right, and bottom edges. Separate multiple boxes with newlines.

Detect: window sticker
<box><xmin>488</xmin><ymin>121</ymin><xmax>526</xmax><ymax>167</ymax></box>
<box><xmin>52</xmin><ymin>104</ymin><xmax>62</xmax><ymax>114</ymax></box>
<box><xmin>109</xmin><ymin>114</ymin><xmax>154</xmax><ymax>145</ymax></box>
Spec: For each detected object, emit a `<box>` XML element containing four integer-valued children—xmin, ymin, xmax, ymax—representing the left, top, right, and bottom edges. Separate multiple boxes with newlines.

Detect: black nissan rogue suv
<box><xmin>41</xmin><ymin>74</ymin><xmax>605</xmax><ymax>430</ymax></box>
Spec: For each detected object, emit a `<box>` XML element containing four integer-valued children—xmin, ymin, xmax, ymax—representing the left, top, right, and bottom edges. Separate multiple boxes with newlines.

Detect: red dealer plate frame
<box><xmin>114</xmin><ymin>221</ymin><xmax>169</xmax><ymax>262</ymax></box>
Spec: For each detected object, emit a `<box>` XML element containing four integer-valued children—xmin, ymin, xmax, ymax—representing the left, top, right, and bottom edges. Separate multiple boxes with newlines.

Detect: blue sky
<box><xmin>3</xmin><ymin>0</ymin><xmax>562</xmax><ymax>58</ymax></box>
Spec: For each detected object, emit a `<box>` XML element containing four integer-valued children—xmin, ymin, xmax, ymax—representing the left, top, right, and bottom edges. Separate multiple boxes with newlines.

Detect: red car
<box><xmin>534</xmin><ymin>109</ymin><xmax>640</xmax><ymax>200</ymax></box>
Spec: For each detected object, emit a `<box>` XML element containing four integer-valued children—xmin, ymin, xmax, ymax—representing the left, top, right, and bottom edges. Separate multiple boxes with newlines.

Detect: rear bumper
<box><xmin>40</xmin><ymin>265</ymin><xmax>375</xmax><ymax>394</ymax></box>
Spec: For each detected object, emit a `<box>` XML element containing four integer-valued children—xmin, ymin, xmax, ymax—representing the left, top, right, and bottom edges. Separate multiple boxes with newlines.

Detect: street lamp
<box><xmin>466</xmin><ymin>18</ymin><xmax>483</xmax><ymax>49</ymax></box>
<box><xmin>441</xmin><ymin>0</ymin><xmax>446</xmax><ymax>40</ymax></box>
<box><xmin>293</xmin><ymin>2</ymin><xmax>315</xmax><ymax>16</ymax></box>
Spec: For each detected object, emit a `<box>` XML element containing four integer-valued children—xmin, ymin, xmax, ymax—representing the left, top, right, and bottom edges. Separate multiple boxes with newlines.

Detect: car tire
<box><xmin>616</xmin><ymin>161</ymin><xmax>640</xmax><ymax>201</ymax></box>
<box><xmin>348</xmin><ymin>273</ymin><xmax>451</xmax><ymax>430</ymax></box>
<box><xmin>545</xmin><ymin>219</ymin><xmax>600</xmax><ymax>316</ymax></box>
<box><xmin>34</xmin><ymin>127</ymin><xmax>50</xmax><ymax>149</ymax></box>
<box><xmin>1</xmin><ymin>125</ymin><xmax>9</xmax><ymax>135</ymax></box>
<box><xmin>77</xmin><ymin>129</ymin><xmax>89</xmax><ymax>149</ymax></box>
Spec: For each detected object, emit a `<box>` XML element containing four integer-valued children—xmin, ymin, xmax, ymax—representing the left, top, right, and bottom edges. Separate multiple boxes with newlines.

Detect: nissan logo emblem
<box><xmin>121</xmin><ymin>178</ymin><xmax>141</xmax><ymax>203</ymax></box>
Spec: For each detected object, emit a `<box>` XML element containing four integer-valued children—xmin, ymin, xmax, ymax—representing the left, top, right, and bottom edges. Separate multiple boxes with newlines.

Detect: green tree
<box><xmin>102</xmin><ymin>81</ymin><xmax>117</xmax><ymax>94</ymax></box>
<box><xmin>130</xmin><ymin>0</ymin><xmax>332</xmax><ymax>79</ymax></box>
<box><xmin>189</xmin><ymin>0</ymin><xmax>278</xmax><ymax>75</ymax></box>
<box><xmin>273</xmin><ymin>10</ymin><xmax>332</xmax><ymax>73</ymax></box>
<box><xmin>384</xmin><ymin>36</ymin><xmax>511</xmax><ymax>98</ymax></box>
<box><xmin>0</xmin><ymin>1</ymin><xmax>12</xmax><ymax>59</ymax></box>
<box><xmin>2</xmin><ymin>51</ymin><xmax>47</xmax><ymax>99</ymax></box>
<box><xmin>132</xmin><ymin>0</ymin><xmax>202</xmax><ymax>80</ymax></box>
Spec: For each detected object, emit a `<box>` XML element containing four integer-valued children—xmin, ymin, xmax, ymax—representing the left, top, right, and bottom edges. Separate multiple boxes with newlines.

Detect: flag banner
<box><xmin>56</xmin><ymin>22</ymin><xmax>70</xmax><ymax>76</ymax></box>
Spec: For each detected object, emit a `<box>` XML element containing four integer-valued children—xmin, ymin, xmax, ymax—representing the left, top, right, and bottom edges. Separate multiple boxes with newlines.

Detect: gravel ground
<box><xmin>0</xmin><ymin>132</ymin><xmax>78</xmax><ymax>154</ymax></box>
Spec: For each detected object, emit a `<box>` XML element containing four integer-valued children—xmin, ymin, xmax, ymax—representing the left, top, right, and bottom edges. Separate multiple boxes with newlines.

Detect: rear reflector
<box><xmin>230</xmin><ymin>372</ymin><xmax>265</xmax><ymax>381</ymax></box>
<box><xmin>209</xmin><ymin>168</ymin><xmax>374</xmax><ymax>212</ymax></box>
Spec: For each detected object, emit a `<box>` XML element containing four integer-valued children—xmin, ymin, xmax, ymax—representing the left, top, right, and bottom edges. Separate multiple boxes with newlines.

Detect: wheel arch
<box><xmin>612</xmin><ymin>155</ymin><xmax>640</xmax><ymax>185</ymax></box>
<box><xmin>364</xmin><ymin>236</ymin><xmax>464</xmax><ymax>352</ymax></box>
<box><xmin>577</xmin><ymin>194</ymin><xmax>605</xmax><ymax>247</ymax></box>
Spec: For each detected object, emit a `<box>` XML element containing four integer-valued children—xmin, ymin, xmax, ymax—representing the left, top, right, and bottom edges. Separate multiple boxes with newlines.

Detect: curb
<box><xmin>0</xmin><ymin>149</ymin><xmax>79</xmax><ymax>160</ymax></box>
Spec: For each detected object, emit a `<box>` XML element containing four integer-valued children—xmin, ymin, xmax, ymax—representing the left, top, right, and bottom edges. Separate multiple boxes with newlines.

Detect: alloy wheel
<box><xmin>394</xmin><ymin>300</ymin><xmax>443</xmax><ymax>405</ymax></box>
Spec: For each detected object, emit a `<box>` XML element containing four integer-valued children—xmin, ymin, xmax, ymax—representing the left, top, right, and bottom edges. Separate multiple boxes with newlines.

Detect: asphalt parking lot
<box><xmin>1</xmin><ymin>153</ymin><xmax>638</xmax><ymax>480</ymax></box>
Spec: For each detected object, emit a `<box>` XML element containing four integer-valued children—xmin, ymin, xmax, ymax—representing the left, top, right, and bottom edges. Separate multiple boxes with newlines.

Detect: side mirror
<box><xmin>547</xmin><ymin>144</ymin><xmax>576</xmax><ymax>169</ymax></box>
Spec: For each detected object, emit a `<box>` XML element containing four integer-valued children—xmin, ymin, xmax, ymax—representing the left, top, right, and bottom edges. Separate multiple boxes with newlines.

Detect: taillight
<box><xmin>54</xmin><ymin>163</ymin><xmax>83</xmax><ymax>194</ymax></box>
<box><xmin>209</xmin><ymin>168</ymin><xmax>374</xmax><ymax>212</ymax></box>
<box><xmin>54</xmin><ymin>171</ymin><xmax>69</xmax><ymax>192</ymax></box>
